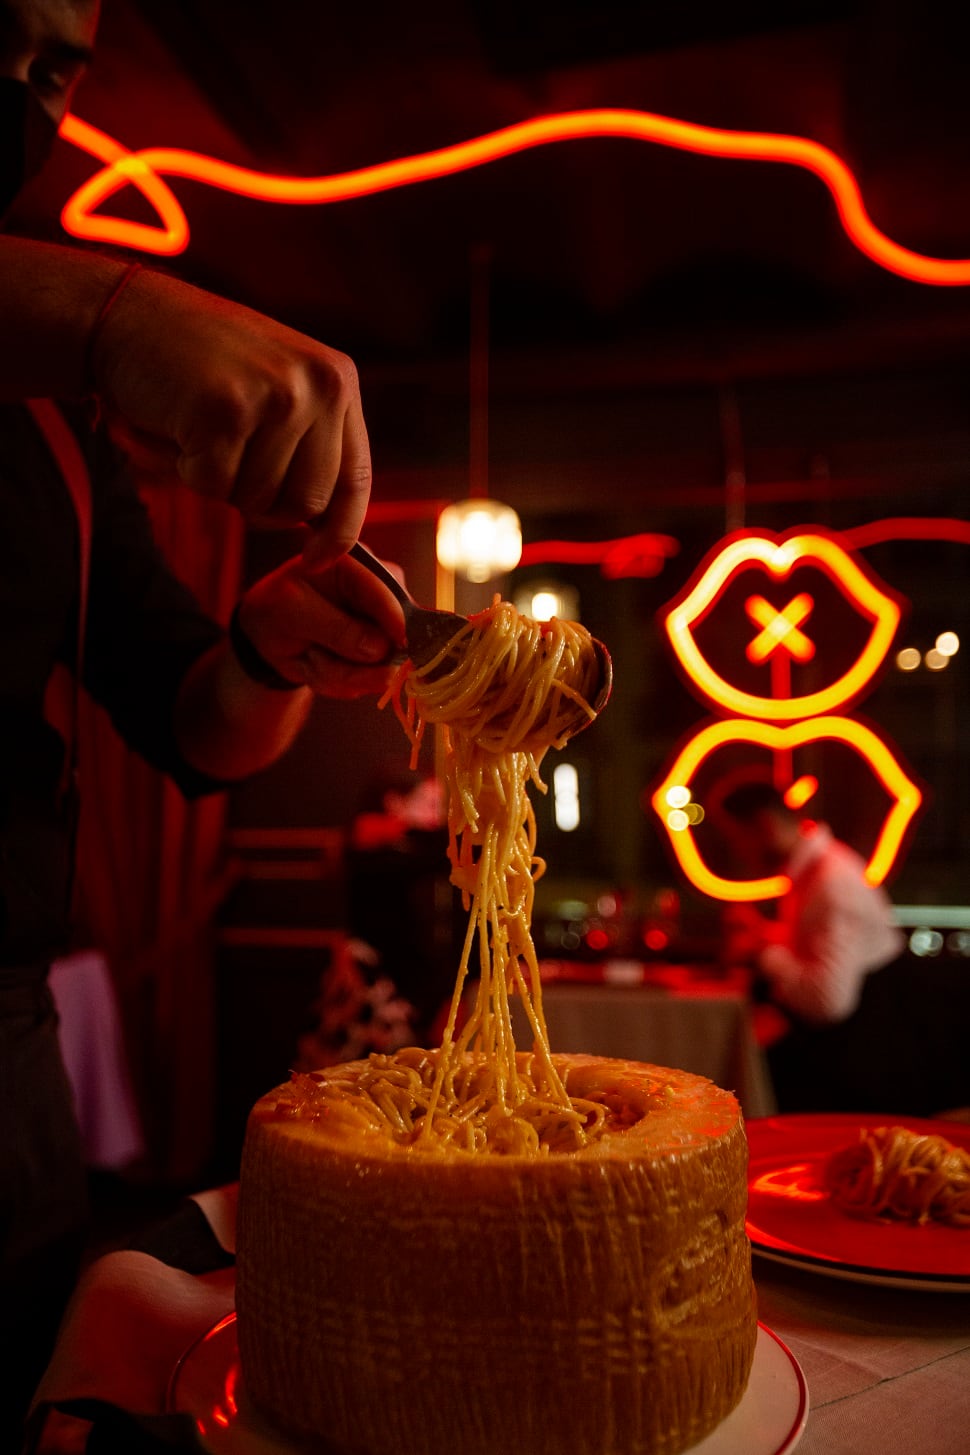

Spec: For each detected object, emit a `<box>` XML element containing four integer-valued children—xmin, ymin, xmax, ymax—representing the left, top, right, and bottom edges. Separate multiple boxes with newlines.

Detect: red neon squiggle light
<box><xmin>841</xmin><ymin>517</ymin><xmax>970</xmax><ymax>549</ymax></box>
<box><xmin>60</xmin><ymin>114</ymin><xmax>189</xmax><ymax>253</ymax></box>
<box><xmin>59</xmin><ymin>108</ymin><xmax>970</xmax><ymax>285</ymax></box>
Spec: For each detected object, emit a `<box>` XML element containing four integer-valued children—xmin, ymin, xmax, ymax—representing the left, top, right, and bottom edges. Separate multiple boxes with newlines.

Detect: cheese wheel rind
<box><xmin>237</xmin><ymin>1054</ymin><xmax>758</xmax><ymax>1455</ymax></box>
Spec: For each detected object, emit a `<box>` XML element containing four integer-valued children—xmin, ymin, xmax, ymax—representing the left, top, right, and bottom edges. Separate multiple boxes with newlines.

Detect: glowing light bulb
<box><xmin>936</xmin><ymin>631</ymin><xmax>960</xmax><ymax>657</ymax></box>
<box><xmin>513</xmin><ymin>581</ymin><xmax>580</xmax><ymax>623</ymax></box>
<box><xmin>553</xmin><ymin>762</ymin><xmax>580</xmax><ymax>832</ymax></box>
<box><xmin>665</xmin><ymin>786</ymin><xmax>691</xmax><ymax>809</ymax></box>
<box><xmin>924</xmin><ymin>648</ymin><xmax>949</xmax><ymax>671</ymax></box>
<box><xmin>531</xmin><ymin>591</ymin><xmax>561</xmax><ymax>621</ymax></box>
<box><xmin>436</xmin><ymin>500</ymin><xmax>522</xmax><ymax>582</ymax></box>
<box><xmin>895</xmin><ymin>647</ymin><xmax>921</xmax><ymax>671</ymax></box>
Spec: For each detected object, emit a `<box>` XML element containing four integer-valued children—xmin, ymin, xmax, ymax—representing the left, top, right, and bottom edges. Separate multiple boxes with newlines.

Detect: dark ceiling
<box><xmin>15</xmin><ymin>0</ymin><xmax>970</xmax><ymax>520</ymax></box>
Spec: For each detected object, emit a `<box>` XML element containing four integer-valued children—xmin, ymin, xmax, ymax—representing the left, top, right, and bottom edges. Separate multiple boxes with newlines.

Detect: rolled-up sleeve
<box><xmin>758</xmin><ymin>856</ymin><xmax>904</xmax><ymax>1026</ymax></box>
<box><xmin>759</xmin><ymin>892</ymin><xmax>870</xmax><ymax>1025</ymax></box>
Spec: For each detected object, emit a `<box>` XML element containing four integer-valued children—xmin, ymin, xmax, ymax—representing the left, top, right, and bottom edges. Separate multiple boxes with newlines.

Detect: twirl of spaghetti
<box><xmin>824</xmin><ymin>1124</ymin><xmax>970</xmax><ymax>1226</ymax></box>
<box><xmin>296</xmin><ymin>600</ymin><xmax>608</xmax><ymax>1155</ymax></box>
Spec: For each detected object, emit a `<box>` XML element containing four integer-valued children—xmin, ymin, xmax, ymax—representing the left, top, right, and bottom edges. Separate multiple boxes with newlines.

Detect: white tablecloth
<box><xmin>755</xmin><ymin>1256</ymin><xmax>970</xmax><ymax>1455</ymax></box>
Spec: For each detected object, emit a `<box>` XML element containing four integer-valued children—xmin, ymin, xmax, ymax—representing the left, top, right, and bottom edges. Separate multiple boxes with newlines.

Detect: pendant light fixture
<box><xmin>436</xmin><ymin>243</ymin><xmax>522</xmax><ymax>583</ymax></box>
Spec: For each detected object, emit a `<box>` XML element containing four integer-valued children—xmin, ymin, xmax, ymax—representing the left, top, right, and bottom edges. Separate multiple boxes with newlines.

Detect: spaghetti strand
<box><xmin>825</xmin><ymin>1125</ymin><xmax>970</xmax><ymax>1226</ymax></box>
<box><xmin>314</xmin><ymin>602</ymin><xmax>608</xmax><ymax>1154</ymax></box>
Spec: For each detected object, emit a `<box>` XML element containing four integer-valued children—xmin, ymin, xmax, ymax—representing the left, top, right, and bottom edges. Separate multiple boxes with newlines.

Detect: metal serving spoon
<box><xmin>349</xmin><ymin>539</ymin><xmax>613</xmax><ymax>730</ymax></box>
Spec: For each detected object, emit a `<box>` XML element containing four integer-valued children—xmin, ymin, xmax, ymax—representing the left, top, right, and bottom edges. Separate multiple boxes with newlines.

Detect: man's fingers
<box><xmin>299</xmin><ymin>403</ymin><xmax>372</xmax><ymax>566</ymax></box>
<box><xmin>184</xmin><ymin>381</ymin><xmax>371</xmax><ymax>539</ymax></box>
<box><xmin>332</xmin><ymin>393</ymin><xmax>374</xmax><ymax>550</ymax></box>
<box><xmin>94</xmin><ymin>271</ymin><xmax>375</xmax><ymax>528</ymax></box>
<box><xmin>297</xmin><ymin>647</ymin><xmax>396</xmax><ymax>699</ymax></box>
<box><xmin>103</xmin><ymin>415</ymin><xmax>186</xmax><ymax>489</ymax></box>
<box><xmin>300</xmin><ymin>552</ymin><xmax>406</xmax><ymax>647</ymax></box>
<box><xmin>236</xmin><ymin>552</ymin><xmax>404</xmax><ymax>701</ymax></box>
<box><xmin>176</xmin><ymin>428</ymin><xmax>250</xmax><ymax>504</ymax></box>
<box><xmin>235</xmin><ymin>348</ymin><xmax>370</xmax><ymax>538</ymax></box>
<box><xmin>221</xmin><ymin>413</ymin><xmax>306</xmax><ymax>521</ymax></box>
<box><xmin>301</xmin><ymin>583</ymin><xmax>393</xmax><ymax>664</ymax></box>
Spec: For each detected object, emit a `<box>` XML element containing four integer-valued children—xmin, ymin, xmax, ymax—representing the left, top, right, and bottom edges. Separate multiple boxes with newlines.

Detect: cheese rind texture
<box><xmin>236</xmin><ymin>1054</ymin><xmax>758</xmax><ymax>1455</ymax></box>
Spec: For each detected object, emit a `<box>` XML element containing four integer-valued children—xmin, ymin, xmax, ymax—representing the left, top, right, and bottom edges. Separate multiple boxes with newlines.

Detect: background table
<box><xmin>508</xmin><ymin>964</ymin><xmax>777</xmax><ymax>1118</ymax></box>
<box><xmin>754</xmin><ymin>1253</ymin><xmax>970</xmax><ymax>1455</ymax></box>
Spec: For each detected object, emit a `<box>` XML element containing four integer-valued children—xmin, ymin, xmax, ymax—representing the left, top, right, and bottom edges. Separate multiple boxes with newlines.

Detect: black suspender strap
<box><xmin>26</xmin><ymin>399</ymin><xmax>93</xmax><ymax>801</ymax></box>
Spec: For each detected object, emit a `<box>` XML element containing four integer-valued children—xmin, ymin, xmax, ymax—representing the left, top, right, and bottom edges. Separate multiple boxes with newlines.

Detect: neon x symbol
<box><xmin>745</xmin><ymin>593</ymin><xmax>815</xmax><ymax>663</ymax></box>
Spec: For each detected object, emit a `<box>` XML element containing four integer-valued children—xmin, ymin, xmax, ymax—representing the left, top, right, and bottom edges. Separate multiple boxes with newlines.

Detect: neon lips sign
<box><xmin>651</xmin><ymin>529</ymin><xmax>923</xmax><ymax>901</ymax></box>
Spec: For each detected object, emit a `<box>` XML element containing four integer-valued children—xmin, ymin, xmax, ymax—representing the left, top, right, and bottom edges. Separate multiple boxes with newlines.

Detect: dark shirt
<box><xmin>0</xmin><ymin>402</ymin><xmax>225</xmax><ymax>971</ymax></box>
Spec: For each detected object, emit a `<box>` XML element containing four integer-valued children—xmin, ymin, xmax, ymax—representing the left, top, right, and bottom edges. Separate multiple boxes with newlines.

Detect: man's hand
<box><xmin>91</xmin><ymin>269</ymin><xmax>372</xmax><ymax>563</ymax></box>
<box><xmin>174</xmin><ymin>549</ymin><xmax>406</xmax><ymax>779</ymax></box>
<box><xmin>234</xmin><ymin>549</ymin><xmax>407</xmax><ymax>698</ymax></box>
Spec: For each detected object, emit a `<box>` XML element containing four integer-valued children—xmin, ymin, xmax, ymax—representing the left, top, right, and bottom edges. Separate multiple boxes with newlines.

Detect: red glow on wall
<box><xmin>643</xmin><ymin>926</ymin><xmax>671</xmax><ymax>953</ymax></box>
<box><xmin>58</xmin><ymin>108</ymin><xmax>970</xmax><ymax>285</ymax></box>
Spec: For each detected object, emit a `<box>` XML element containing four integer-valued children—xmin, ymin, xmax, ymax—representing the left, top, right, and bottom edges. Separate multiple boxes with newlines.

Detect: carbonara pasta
<box><xmin>297</xmin><ymin>600</ymin><xmax>608</xmax><ymax>1155</ymax></box>
<box><xmin>824</xmin><ymin>1124</ymin><xmax>970</xmax><ymax>1227</ymax></box>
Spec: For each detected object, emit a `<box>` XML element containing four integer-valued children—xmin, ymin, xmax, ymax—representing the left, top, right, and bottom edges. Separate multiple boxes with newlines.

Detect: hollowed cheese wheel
<box><xmin>236</xmin><ymin>1053</ymin><xmax>757</xmax><ymax>1455</ymax></box>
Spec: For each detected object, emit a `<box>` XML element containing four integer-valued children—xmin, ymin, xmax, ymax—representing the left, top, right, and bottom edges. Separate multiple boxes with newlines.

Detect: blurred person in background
<box><xmin>719</xmin><ymin>781</ymin><xmax>905</xmax><ymax>1028</ymax></box>
<box><xmin>297</xmin><ymin>771</ymin><xmax>458</xmax><ymax>1069</ymax></box>
<box><xmin>718</xmin><ymin>782</ymin><xmax>921</xmax><ymax>1114</ymax></box>
<box><xmin>1</xmin><ymin>0</ymin><xmax>405</xmax><ymax>1439</ymax></box>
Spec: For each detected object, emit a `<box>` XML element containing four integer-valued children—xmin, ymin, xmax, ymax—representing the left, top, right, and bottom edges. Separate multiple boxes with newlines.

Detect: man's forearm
<box><xmin>759</xmin><ymin>933</ymin><xmax>863</xmax><ymax>1025</ymax></box>
<box><xmin>0</xmin><ymin>237</ymin><xmax>128</xmax><ymax>399</ymax></box>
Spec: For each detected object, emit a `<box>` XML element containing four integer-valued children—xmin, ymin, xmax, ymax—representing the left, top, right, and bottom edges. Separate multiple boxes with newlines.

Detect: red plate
<box><xmin>746</xmin><ymin>1113</ymin><xmax>970</xmax><ymax>1290</ymax></box>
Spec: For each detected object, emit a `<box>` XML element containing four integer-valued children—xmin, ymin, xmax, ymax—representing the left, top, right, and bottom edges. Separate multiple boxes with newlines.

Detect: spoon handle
<box><xmin>348</xmin><ymin>541</ymin><xmax>414</xmax><ymax>616</ymax></box>
<box><xmin>349</xmin><ymin>540</ymin><xmax>467</xmax><ymax>664</ymax></box>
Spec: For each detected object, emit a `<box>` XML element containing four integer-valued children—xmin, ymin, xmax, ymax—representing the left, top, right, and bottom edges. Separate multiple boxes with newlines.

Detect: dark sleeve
<box><xmin>81</xmin><ymin>431</ymin><xmax>229</xmax><ymax>798</ymax></box>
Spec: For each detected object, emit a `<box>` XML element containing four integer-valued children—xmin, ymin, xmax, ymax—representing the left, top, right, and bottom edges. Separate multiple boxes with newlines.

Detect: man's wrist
<box><xmin>228</xmin><ymin>602</ymin><xmax>302</xmax><ymax>690</ymax></box>
<box><xmin>84</xmin><ymin>260</ymin><xmax>145</xmax><ymax>394</ymax></box>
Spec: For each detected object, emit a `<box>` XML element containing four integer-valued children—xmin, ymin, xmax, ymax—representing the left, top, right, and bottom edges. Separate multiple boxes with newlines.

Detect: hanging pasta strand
<box><xmin>330</xmin><ymin>599</ymin><xmax>607</xmax><ymax>1154</ymax></box>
